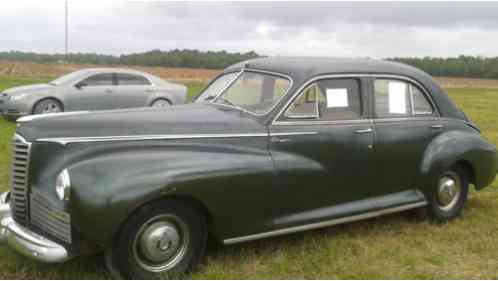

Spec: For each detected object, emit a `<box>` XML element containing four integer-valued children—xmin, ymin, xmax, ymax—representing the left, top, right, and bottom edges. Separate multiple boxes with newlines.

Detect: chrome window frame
<box><xmin>373</xmin><ymin>77</ymin><xmax>437</xmax><ymax>119</ymax></box>
<box><xmin>272</xmin><ymin>73</ymin><xmax>440</xmax><ymax>126</ymax></box>
<box><xmin>210</xmin><ymin>68</ymin><xmax>294</xmax><ymax>117</ymax></box>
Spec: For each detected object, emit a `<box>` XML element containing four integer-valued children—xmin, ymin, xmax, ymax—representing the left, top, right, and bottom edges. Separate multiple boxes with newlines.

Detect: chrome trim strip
<box><xmin>273</xmin><ymin>119</ymin><xmax>373</xmax><ymax>126</ymax></box>
<box><xmin>37</xmin><ymin>132</ymin><xmax>318</xmax><ymax>145</ymax></box>
<box><xmin>223</xmin><ymin>201</ymin><xmax>427</xmax><ymax>245</ymax></box>
<box><xmin>271</xmin><ymin>73</ymin><xmax>439</xmax><ymax>125</ymax></box>
<box><xmin>17</xmin><ymin>111</ymin><xmax>91</xmax><ymax>123</ymax></box>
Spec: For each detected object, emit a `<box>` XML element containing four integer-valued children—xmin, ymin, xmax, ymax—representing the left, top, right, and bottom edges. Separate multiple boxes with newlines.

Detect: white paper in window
<box><xmin>326</xmin><ymin>88</ymin><xmax>348</xmax><ymax>108</ymax></box>
<box><xmin>388</xmin><ymin>82</ymin><xmax>407</xmax><ymax>114</ymax></box>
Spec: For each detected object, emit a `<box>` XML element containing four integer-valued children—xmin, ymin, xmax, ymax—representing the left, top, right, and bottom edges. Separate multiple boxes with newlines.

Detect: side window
<box><xmin>284</xmin><ymin>78</ymin><xmax>362</xmax><ymax>121</ymax></box>
<box><xmin>79</xmin><ymin>73</ymin><xmax>114</xmax><ymax>87</ymax></box>
<box><xmin>117</xmin><ymin>73</ymin><xmax>150</xmax><ymax>86</ymax></box>
<box><xmin>374</xmin><ymin>79</ymin><xmax>433</xmax><ymax>118</ymax></box>
<box><xmin>411</xmin><ymin>85</ymin><xmax>433</xmax><ymax>115</ymax></box>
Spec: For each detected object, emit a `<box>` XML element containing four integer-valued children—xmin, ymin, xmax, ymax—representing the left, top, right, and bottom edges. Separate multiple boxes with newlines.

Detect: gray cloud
<box><xmin>1</xmin><ymin>1</ymin><xmax>498</xmax><ymax>58</ymax></box>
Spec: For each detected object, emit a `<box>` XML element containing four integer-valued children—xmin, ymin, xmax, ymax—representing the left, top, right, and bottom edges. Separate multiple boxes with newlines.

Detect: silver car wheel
<box><xmin>151</xmin><ymin>99</ymin><xmax>171</xmax><ymax>108</ymax></box>
<box><xmin>42</xmin><ymin>102</ymin><xmax>62</xmax><ymax>113</ymax></box>
<box><xmin>436</xmin><ymin>175</ymin><xmax>461</xmax><ymax>211</ymax></box>
<box><xmin>132</xmin><ymin>214</ymin><xmax>190</xmax><ymax>273</ymax></box>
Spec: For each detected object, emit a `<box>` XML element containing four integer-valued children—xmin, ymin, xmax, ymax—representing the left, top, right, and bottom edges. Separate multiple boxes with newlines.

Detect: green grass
<box><xmin>0</xmin><ymin>75</ymin><xmax>498</xmax><ymax>279</ymax></box>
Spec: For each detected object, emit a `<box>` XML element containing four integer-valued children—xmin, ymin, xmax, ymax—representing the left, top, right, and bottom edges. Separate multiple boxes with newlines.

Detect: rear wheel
<box><xmin>426</xmin><ymin>167</ymin><xmax>469</xmax><ymax>222</ymax></box>
<box><xmin>151</xmin><ymin>99</ymin><xmax>171</xmax><ymax>108</ymax></box>
<box><xmin>33</xmin><ymin>99</ymin><xmax>63</xmax><ymax>114</ymax></box>
<box><xmin>105</xmin><ymin>199</ymin><xmax>207</xmax><ymax>279</ymax></box>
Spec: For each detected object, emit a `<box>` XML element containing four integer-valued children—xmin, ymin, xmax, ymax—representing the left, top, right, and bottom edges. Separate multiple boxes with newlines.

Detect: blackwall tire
<box><xmin>426</xmin><ymin>167</ymin><xmax>469</xmax><ymax>222</ymax></box>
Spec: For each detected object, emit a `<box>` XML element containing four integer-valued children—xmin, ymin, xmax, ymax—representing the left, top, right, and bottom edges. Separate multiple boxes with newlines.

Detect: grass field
<box><xmin>0</xmin><ymin>75</ymin><xmax>497</xmax><ymax>279</ymax></box>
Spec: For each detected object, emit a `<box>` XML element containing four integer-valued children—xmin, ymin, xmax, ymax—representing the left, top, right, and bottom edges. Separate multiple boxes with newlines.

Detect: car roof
<box><xmin>226</xmin><ymin>57</ymin><xmax>431</xmax><ymax>80</ymax></box>
<box><xmin>79</xmin><ymin>68</ymin><xmax>151</xmax><ymax>76</ymax></box>
<box><xmin>224</xmin><ymin>57</ymin><xmax>464</xmax><ymax>120</ymax></box>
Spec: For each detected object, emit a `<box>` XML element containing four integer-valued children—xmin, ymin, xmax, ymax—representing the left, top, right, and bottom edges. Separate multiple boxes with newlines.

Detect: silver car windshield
<box><xmin>49</xmin><ymin>70</ymin><xmax>88</xmax><ymax>86</ymax></box>
<box><xmin>213</xmin><ymin>72</ymin><xmax>291</xmax><ymax>115</ymax></box>
<box><xmin>195</xmin><ymin>72</ymin><xmax>238</xmax><ymax>103</ymax></box>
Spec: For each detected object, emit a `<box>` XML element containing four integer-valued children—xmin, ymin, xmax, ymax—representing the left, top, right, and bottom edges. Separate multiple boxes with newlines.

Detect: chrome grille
<box><xmin>10</xmin><ymin>134</ymin><xmax>31</xmax><ymax>225</ymax></box>
<box><xmin>30</xmin><ymin>192</ymin><xmax>72</xmax><ymax>243</ymax></box>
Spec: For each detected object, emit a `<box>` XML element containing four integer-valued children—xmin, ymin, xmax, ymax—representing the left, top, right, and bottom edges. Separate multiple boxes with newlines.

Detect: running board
<box><xmin>223</xmin><ymin>200</ymin><xmax>427</xmax><ymax>245</ymax></box>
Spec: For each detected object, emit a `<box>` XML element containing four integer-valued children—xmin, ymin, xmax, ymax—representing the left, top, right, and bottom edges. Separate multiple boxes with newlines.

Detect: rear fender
<box><xmin>417</xmin><ymin>130</ymin><xmax>497</xmax><ymax>193</ymax></box>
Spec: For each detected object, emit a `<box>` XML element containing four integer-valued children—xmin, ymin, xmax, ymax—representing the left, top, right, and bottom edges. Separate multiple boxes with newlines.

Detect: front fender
<box><xmin>418</xmin><ymin>130</ymin><xmax>497</xmax><ymax>193</ymax></box>
<box><xmin>67</xmin><ymin>141</ymin><xmax>274</xmax><ymax>246</ymax></box>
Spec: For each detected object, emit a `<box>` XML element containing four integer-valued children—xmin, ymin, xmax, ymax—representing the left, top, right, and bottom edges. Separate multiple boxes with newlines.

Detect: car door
<box><xmin>371</xmin><ymin>76</ymin><xmax>440</xmax><ymax>196</ymax></box>
<box><xmin>114</xmin><ymin>73</ymin><xmax>152</xmax><ymax>108</ymax></box>
<box><xmin>67</xmin><ymin>73</ymin><xmax>116</xmax><ymax>111</ymax></box>
<box><xmin>269</xmin><ymin>77</ymin><xmax>375</xmax><ymax>227</ymax></box>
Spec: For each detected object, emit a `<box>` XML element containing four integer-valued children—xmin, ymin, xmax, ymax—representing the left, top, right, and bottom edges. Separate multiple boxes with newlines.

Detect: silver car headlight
<box><xmin>55</xmin><ymin>169</ymin><xmax>71</xmax><ymax>201</ymax></box>
<box><xmin>10</xmin><ymin>94</ymin><xmax>27</xmax><ymax>101</ymax></box>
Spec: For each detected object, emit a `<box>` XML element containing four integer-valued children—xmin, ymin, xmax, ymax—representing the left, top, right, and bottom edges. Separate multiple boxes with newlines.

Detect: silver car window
<box><xmin>116</xmin><ymin>73</ymin><xmax>150</xmax><ymax>86</ymax></box>
<box><xmin>80</xmin><ymin>74</ymin><xmax>114</xmax><ymax>87</ymax></box>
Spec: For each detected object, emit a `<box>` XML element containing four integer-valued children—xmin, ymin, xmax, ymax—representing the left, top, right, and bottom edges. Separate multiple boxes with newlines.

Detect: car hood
<box><xmin>3</xmin><ymin>83</ymin><xmax>55</xmax><ymax>96</ymax></box>
<box><xmin>16</xmin><ymin>103</ymin><xmax>267</xmax><ymax>142</ymax></box>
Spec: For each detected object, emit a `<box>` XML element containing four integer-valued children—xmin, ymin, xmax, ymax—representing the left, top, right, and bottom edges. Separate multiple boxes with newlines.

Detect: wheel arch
<box><xmin>417</xmin><ymin>130</ymin><xmax>496</xmax><ymax>193</ymax></box>
<box><xmin>31</xmin><ymin>96</ymin><xmax>64</xmax><ymax>114</ymax></box>
<box><xmin>149</xmin><ymin>97</ymin><xmax>172</xmax><ymax>107</ymax></box>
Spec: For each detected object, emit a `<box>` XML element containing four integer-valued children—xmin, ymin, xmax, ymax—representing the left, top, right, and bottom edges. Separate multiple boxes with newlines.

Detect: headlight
<box><xmin>10</xmin><ymin>94</ymin><xmax>27</xmax><ymax>101</ymax></box>
<box><xmin>55</xmin><ymin>169</ymin><xmax>71</xmax><ymax>201</ymax></box>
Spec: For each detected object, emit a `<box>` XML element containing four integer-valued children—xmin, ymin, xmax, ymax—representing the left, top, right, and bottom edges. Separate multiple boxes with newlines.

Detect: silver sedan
<box><xmin>0</xmin><ymin>68</ymin><xmax>187</xmax><ymax>120</ymax></box>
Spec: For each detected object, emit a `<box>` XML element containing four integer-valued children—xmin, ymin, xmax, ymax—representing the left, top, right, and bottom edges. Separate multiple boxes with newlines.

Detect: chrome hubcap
<box><xmin>132</xmin><ymin>215</ymin><xmax>189</xmax><ymax>272</ymax></box>
<box><xmin>437</xmin><ymin>175</ymin><xmax>461</xmax><ymax>211</ymax></box>
<box><xmin>42</xmin><ymin>102</ymin><xmax>61</xmax><ymax>113</ymax></box>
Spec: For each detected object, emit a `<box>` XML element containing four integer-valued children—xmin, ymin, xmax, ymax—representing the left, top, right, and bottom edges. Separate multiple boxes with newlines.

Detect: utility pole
<box><xmin>65</xmin><ymin>0</ymin><xmax>68</xmax><ymax>61</ymax></box>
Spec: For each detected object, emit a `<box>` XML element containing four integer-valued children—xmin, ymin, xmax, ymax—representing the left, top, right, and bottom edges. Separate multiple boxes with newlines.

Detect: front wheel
<box><xmin>426</xmin><ymin>167</ymin><xmax>469</xmax><ymax>222</ymax></box>
<box><xmin>105</xmin><ymin>199</ymin><xmax>207</xmax><ymax>279</ymax></box>
<box><xmin>150</xmin><ymin>99</ymin><xmax>171</xmax><ymax>108</ymax></box>
<box><xmin>33</xmin><ymin>99</ymin><xmax>63</xmax><ymax>114</ymax></box>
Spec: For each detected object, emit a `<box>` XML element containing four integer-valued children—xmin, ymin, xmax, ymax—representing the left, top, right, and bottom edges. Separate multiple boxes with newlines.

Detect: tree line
<box><xmin>389</xmin><ymin>56</ymin><xmax>498</xmax><ymax>79</ymax></box>
<box><xmin>0</xmin><ymin>49</ymin><xmax>259</xmax><ymax>70</ymax></box>
<box><xmin>2</xmin><ymin>50</ymin><xmax>498</xmax><ymax>78</ymax></box>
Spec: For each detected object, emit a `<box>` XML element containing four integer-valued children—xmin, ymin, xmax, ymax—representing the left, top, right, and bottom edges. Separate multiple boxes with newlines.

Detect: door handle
<box><xmin>145</xmin><ymin>89</ymin><xmax>154</xmax><ymax>93</ymax></box>
<box><xmin>430</xmin><ymin>124</ymin><xmax>444</xmax><ymax>129</ymax></box>
<box><xmin>271</xmin><ymin>136</ymin><xmax>292</xmax><ymax>143</ymax></box>
<box><xmin>105</xmin><ymin>89</ymin><xmax>113</xmax><ymax>93</ymax></box>
<box><xmin>355</xmin><ymin>128</ymin><xmax>373</xmax><ymax>134</ymax></box>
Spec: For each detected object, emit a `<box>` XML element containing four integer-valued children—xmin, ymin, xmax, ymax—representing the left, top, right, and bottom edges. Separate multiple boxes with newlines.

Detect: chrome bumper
<box><xmin>0</xmin><ymin>192</ymin><xmax>70</xmax><ymax>263</ymax></box>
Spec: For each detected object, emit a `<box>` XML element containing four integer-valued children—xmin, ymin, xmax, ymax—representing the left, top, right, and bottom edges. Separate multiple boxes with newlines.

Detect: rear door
<box><xmin>371</xmin><ymin>76</ymin><xmax>440</xmax><ymax>196</ymax></box>
<box><xmin>269</xmin><ymin>77</ymin><xmax>376</xmax><ymax>226</ymax></box>
<box><xmin>114</xmin><ymin>73</ymin><xmax>152</xmax><ymax>108</ymax></box>
<box><xmin>67</xmin><ymin>73</ymin><xmax>116</xmax><ymax>111</ymax></box>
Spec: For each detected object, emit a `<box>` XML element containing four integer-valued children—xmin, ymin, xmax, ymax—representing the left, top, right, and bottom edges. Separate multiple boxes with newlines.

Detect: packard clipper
<box><xmin>0</xmin><ymin>57</ymin><xmax>496</xmax><ymax>279</ymax></box>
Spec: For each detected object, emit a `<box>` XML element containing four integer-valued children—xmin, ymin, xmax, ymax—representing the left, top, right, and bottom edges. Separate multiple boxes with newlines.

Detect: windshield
<box><xmin>195</xmin><ymin>72</ymin><xmax>238</xmax><ymax>102</ymax></box>
<box><xmin>212</xmin><ymin>71</ymin><xmax>291</xmax><ymax>115</ymax></box>
<box><xmin>49</xmin><ymin>70</ymin><xmax>88</xmax><ymax>86</ymax></box>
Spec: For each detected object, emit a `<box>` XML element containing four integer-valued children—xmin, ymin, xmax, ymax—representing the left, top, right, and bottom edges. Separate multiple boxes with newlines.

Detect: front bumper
<box><xmin>0</xmin><ymin>99</ymin><xmax>28</xmax><ymax>120</ymax></box>
<box><xmin>0</xmin><ymin>192</ymin><xmax>70</xmax><ymax>263</ymax></box>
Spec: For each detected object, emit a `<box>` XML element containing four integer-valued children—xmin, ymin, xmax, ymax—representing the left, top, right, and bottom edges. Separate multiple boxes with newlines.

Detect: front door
<box><xmin>269</xmin><ymin>77</ymin><xmax>375</xmax><ymax>228</ymax></box>
<box><xmin>67</xmin><ymin>73</ymin><xmax>116</xmax><ymax>111</ymax></box>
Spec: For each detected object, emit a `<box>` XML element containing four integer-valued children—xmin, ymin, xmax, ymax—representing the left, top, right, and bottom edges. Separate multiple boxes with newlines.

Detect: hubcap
<box><xmin>132</xmin><ymin>214</ymin><xmax>189</xmax><ymax>272</ymax></box>
<box><xmin>437</xmin><ymin>175</ymin><xmax>461</xmax><ymax>211</ymax></box>
<box><xmin>41</xmin><ymin>102</ymin><xmax>61</xmax><ymax>114</ymax></box>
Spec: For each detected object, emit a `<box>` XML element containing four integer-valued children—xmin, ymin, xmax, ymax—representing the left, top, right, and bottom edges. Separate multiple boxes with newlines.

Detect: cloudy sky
<box><xmin>1</xmin><ymin>1</ymin><xmax>497</xmax><ymax>58</ymax></box>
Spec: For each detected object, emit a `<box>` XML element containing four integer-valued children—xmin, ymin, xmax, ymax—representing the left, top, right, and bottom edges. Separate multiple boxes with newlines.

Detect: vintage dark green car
<box><xmin>0</xmin><ymin>57</ymin><xmax>496</xmax><ymax>279</ymax></box>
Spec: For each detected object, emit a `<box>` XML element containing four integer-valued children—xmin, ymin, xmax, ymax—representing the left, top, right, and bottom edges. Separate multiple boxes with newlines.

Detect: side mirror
<box><xmin>75</xmin><ymin>83</ymin><xmax>87</xmax><ymax>89</ymax></box>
